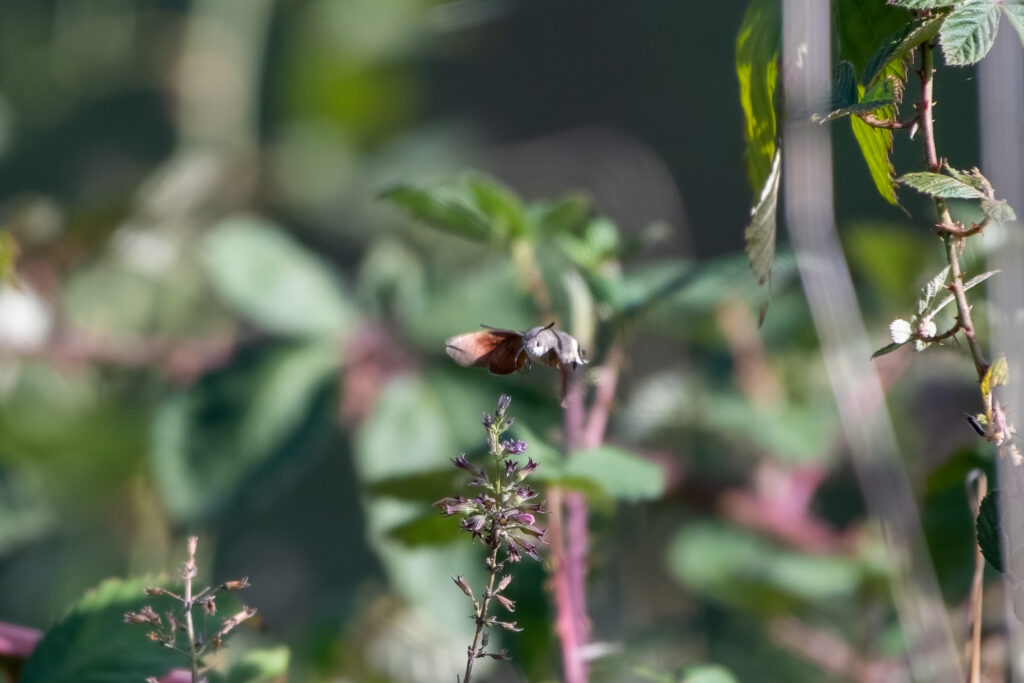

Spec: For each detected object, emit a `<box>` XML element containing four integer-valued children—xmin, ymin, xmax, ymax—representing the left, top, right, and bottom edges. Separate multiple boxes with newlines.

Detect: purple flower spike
<box><xmin>501</xmin><ymin>439</ymin><xmax>527</xmax><ymax>455</ymax></box>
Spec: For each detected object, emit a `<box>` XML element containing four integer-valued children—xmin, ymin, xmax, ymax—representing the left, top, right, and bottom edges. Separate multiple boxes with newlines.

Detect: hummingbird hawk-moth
<box><xmin>444</xmin><ymin>322</ymin><xmax>588</xmax><ymax>375</ymax></box>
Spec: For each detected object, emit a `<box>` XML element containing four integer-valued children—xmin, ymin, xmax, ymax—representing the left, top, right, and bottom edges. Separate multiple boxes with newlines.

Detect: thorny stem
<box><xmin>183</xmin><ymin>536</ymin><xmax>200</xmax><ymax>683</ymax></box>
<box><xmin>919</xmin><ymin>40</ymin><xmax>989</xmax><ymax>380</ymax></box>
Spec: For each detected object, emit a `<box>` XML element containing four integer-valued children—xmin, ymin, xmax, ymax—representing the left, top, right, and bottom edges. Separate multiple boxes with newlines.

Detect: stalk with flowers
<box><xmin>435</xmin><ymin>394</ymin><xmax>545</xmax><ymax>683</ymax></box>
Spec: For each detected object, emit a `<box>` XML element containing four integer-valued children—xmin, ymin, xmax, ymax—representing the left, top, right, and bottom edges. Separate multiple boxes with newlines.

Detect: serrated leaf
<box><xmin>940</xmin><ymin>0</ymin><xmax>1001</xmax><ymax>66</ymax></box>
<box><xmin>888</xmin><ymin>0</ymin><xmax>959</xmax><ymax>8</ymax></box>
<box><xmin>1004</xmin><ymin>3</ymin><xmax>1024</xmax><ymax>43</ymax></box>
<box><xmin>381</xmin><ymin>184</ymin><xmax>493</xmax><ymax>243</ymax></box>
<box><xmin>927</xmin><ymin>269</ymin><xmax>998</xmax><ymax>319</ymax></box>
<box><xmin>830</xmin><ymin>61</ymin><xmax>860</xmax><ymax>111</ymax></box>
<box><xmin>852</xmin><ymin>115</ymin><xmax>898</xmax><ymax>205</ymax></box>
<box><xmin>20</xmin><ymin>577</ymin><xmax>181</xmax><ymax>683</ymax></box>
<box><xmin>838</xmin><ymin>0</ymin><xmax>911</xmax><ymax>75</ymax></box>
<box><xmin>982</xmin><ymin>198</ymin><xmax>1017</xmax><ymax>223</ymax></box>
<box><xmin>976</xmin><ymin>490</ymin><xmax>1003</xmax><ymax>572</ymax></box>
<box><xmin>467</xmin><ymin>177</ymin><xmax>527</xmax><ymax>240</ymax></box>
<box><xmin>565</xmin><ymin>446</ymin><xmax>665</xmax><ymax>501</ymax></box>
<box><xmin>864</xmin><ymin>14</ymin><xmax>947</xmax><ymax>86</ymax></box>
<box><xmin>745</xmin><ymin>149</ymin><xmax>781</xmax><ymax>285</ymax></box>
<box><xmin>203</xmin><ymin>216</ymin><xmax>357</xmax><ymax>337</ymax></box>
<box><xmin>872</xmin><ymin>341</ymin><xmax>908</xmax><ymax>358</ymax></box>
<box><xmin>737</xmin><ymin>0</ymin><xmax>781</xmax><ymax>193</ymax></box>
<box><xmin>945</xmin><ymin>165</ymin><xmax>994</xmax><ymax>195</ymax></box>
<box><xmin>899</xmin><ymin>172</ymin><xmax>987</xmax><ymax>199</ymax></box>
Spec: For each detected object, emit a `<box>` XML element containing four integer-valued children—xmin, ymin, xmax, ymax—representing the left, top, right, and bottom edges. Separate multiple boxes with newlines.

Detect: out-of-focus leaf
<box><xmin>203</xmin><ymin>215</ymin><xmax>357</xmax><ymax>337</ymax></box>
<box><xmin>1005</xmin><ymin>4</ymin><xmax>1024</xmax><ymax>43</ymax></box>
<box><xmin>557</xmin><ymin>217</ymin><xmax>622</xmax><ymax>273</ymax></box>
<box><xmin>467</xmin><ymin>177</ymin><xmax>527</xmax><ymax>240</ymax></box>
<box><xmin>151</xmin><ymin>342</ymin><xmax>339</xmax><ymax>522</ymax></box>
<box><xmin>982</xmin><ymin>198</ymin><xmax>1017</xmax><ymax>223</ymax></box>
<box><xmin>736</xmin><ymin>0</ymin><xmax>780</xmax><ymax>193</ymax></box>
<box><xmin>565</xmin><ymin>446</ymin><xmax>665</xmax><ymax>502</ymax></box>
<box><xmin>744</xmin><ymin>149</ymin><xmax>781</xmax><ymax>285</ymax></box>
<box><xmin>899</xmin><ymin>172</ymin><xmax>987</xmax><ymax>199</ymax></box>
<box><xmin>871</xmin><ymin>341</ymin><xmax>907</xmax><ymax>359</ymax></box>
<box><xmin>666</xmin><ymin>522</ymin><xmax>865</xmax><ymax>611</ymax></box>
<box><xmin>528</xmin><ymin>194</ymin><xmax>592</xmax><ymax>236</ymax></box>
<box><xmin>982</xmin><ymin>355</ymin><xmax>1009</xmax><ymax>403</ymax></box>
<box><xmin>220</xmin><ymin>646</ymin><xmax>291</xmax><ymax>683</ymax></box>
<box><xmin>387</xmin><ymin>514</ymin><xmax>463</xmax><ymax>547</ymax></box>
<box><xmin>0</xmin><ymin>232</ymin><xmax>18</xmax><ymax>284</ymax></box>
<box><xmin>925</xmin><ymin>269</ymin><xmax>998</xmax><ymax>319</ymax></box>
<box><xmin>976</xmin><ymin>490</ymin><xmax>1003</xmax><ymax>572</ymax></box>
<box><xmin>19</xmin><ymin>577</ymin><xmax>180</xmax><ymax>683</ymax></box>
<box><xmin>683</xmin><ymin>665</ymin><xmax>740</xmax><ymax>683</ymax></box>
<box><xmin>829</xmin><ymin>61</ymin><xmax>859</xmax><ymax>111</ymax></box>
<box><xmin>369</xmin><ymin>468</ymin><xmax>460</xmax><ymax>503</ymax></box>
<box><xmin>0</xmin><ymin>468</ymin><xmax>56</xmax><ymax>554</ymax></box>
<box><xmin>940</xmin><ymin>0</ymin><xmax>1001</xmax><ymax>65</ymax></box>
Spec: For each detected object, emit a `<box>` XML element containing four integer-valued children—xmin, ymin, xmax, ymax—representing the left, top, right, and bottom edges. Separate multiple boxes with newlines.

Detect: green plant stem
<box><xmin>919</xmin><ymin>40</ymin><xmax>989</xmax><ymax>379</ymax></box>
<box><xmin>463</xmin><ymin>543</ymin><xmax>501</xmax><ymax>683</ymax></box>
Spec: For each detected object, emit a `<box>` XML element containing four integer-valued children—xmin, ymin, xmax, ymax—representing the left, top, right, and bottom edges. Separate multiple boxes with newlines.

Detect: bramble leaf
<box><xmin>744</xmin><ymin>150</ymin><xmax>781</xmax><ymax>285</ymax></box>
<box><xmin>736</xmin><ymin>0</ymin><xmax>780</xmax><ymax>194</ymax></box>
<box><xmin>898</xmin><ymin>172</ymin><xmax>987</xmax><ymax>199</ymax></box>
<box><xmin>381</xmin><ymin>184</ymin><xmax>493</xmax><ymax>243</ymax></box>
<box><xmin>940</xmin><ymin>0</ymin><xmax>1001</xmax><ymax>65</ymax></box>
<box><xmin>976</xmin><ymin>489</ymin><xmax>1003</xmax><ymax>572</ymax></box>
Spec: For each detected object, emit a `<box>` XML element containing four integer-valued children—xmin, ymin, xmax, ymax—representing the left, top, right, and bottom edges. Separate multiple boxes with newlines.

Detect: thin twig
<box><xmin>182</xmin><ymin>536</ymin><xmax>200</xmax><ymax>683</ymax></box>
<box><xmin>965</xmin><ymin>470</ymin><xmax>987</xmax><ymax>683</ymax></box>
<box><xmin>856</xmin><ymin>111</ymin><xmax>919</xmax><ymax>130</ymax></box>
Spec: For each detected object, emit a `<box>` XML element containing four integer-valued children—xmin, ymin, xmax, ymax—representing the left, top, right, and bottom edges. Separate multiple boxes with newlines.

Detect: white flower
<box><xmin>889</xmin><ymin>318</ymin><xmax>912</xmax><ymax>344</ymax></box>
<box><xmin>918</xmin><ymin>318</ymin><xmax>937</xmax><ymax>339</ymax></box>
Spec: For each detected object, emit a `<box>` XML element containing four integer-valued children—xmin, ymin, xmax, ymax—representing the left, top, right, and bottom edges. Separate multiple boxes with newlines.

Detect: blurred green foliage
<box><xmin>0</xmin><ymin>1</ymin><xmax>1000</xmax><ymax>682</ymax></box>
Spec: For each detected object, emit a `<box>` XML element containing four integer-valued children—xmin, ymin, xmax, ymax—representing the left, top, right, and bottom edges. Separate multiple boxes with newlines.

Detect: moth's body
<box><xmin>445</xmin><ymin>323</ymin><xmax>587</xmax><ymax>375</ymax></box>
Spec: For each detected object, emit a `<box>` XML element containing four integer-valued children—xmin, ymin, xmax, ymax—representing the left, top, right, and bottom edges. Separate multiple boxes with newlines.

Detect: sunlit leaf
<box><xmin>744</xmin><ymin>150</ymin><xmax>781</xmax><ymax>285</ymax></box>
<box><xmin>203</xmin><ymin>215</ymin><xmax>357</xmax><ymax>337</ymax></box>
<box><xmin>889</xmin><ymin>0</ymin><xmax>957</xmax><ymax>8</ymax></box>
<box><xmin>683</xmin><ymin>665</ymin><xmax>741</xmax><ymax>683</ymax></box>
<box><xmin>982</xmin><ymin>355</ymin><xmax>1009</xmax><ymax>401</ymax></box>
<box><xmin>863</xmin><ymin>13</ymin><xmax>947</xmax><ymax>86</ymax></box>
<box><xmin>982</xmin><ymin>198</ymin><xmax>1017</xmax><ymax>223</ymax></box>
<box><xmin>736</xmin><ymin>0</ymin><xmax>780</xmax><ymax>194</ymax></box>
<box><xmin>940</xmin><ymin>0</ymin><xmax>1001</xmax><ymax>65</ymax></box>
<box><xmin>852</xmin><ymin>114</ymin><xmax>898</xmax><ymax>205</ymax></box>
<box><xmin>20</xmin><ymin>577</ymin><xmax>180</xmax><ymax>683</ymax></box>
<box><xmin>0</xmin><ymin>232</ymin><xmax>18</xmax><ymax>285</ymax></box>
<box><xmin>899</xmin><ymin>172</ymin><xmax>987</xmax><ymax>199</ymax></box>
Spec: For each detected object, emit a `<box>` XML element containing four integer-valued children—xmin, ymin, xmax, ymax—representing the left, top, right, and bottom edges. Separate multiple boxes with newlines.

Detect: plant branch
<box><xmin>463</xmin><ymin>543</ymin><xmax>502</xmax><ymax>683</ymax></box>
<box><xmin>856</xmin><ymin>111</ymin><xmax>919</xmax><ymax>130</ymax></box>
<box><xmin>182</xmin><ymin>536</ymin><xmax>200</xmax><ymax>683</ymax></box>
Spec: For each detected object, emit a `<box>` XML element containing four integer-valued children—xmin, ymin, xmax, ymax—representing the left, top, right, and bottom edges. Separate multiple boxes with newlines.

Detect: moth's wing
<box><xmin>445</xmin><ymin>329</ymin><xmax>525</xmax><ymax>374</ymax></box>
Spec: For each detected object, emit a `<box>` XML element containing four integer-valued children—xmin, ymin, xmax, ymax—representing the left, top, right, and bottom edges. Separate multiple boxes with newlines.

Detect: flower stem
<box><xmin>183</xmin><ymin>536</ymin><xmax>200</xmax><ymax>683</ymax></box>
<box><xmin>463</xmin><ymin>543</ymin><xmax>501</xmax><ymax>683</ymax></box>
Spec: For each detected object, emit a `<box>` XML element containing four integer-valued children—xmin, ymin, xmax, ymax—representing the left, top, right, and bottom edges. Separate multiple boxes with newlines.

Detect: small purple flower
<box><xmin>509</xmin><ymin>512</ymin><xmax>535</xmax><ymax>526</ymax></box>
<box><xmin>435</xmin><ymin>496</ymin><xmax>475</xmax><ymax>516</ymax></box>
<box><xmin>462</xmin><ymin>515</ymin><xmax>487</xmax><ymax>537</ymax></box>
<box><xmin>452</xmin><ymin>454</ymin><xmax>475</xmax><ymax>472</ymax></box>
<box><xmin>514</xmin><ymin>486</ymin><xmax>538</xmax><ymax>501</ymax></box>
<box><xmin>482</xmin><ymin>412</ymin><xmax>494</xmax><ymax>428</ymax></box>
<box><xmin>505</xmin><ymin>460</ymin><xmax>519</xmax><ymax>478</ymax></box>
<box><xmin>516</xmin><ymin>458</ymin><xmax>538</xmax><ymax>480</ymax></box>
<box><xmin>501</xmin><ymin>439</ymin><xmax>527</xmax><ymax>455</ymax></box>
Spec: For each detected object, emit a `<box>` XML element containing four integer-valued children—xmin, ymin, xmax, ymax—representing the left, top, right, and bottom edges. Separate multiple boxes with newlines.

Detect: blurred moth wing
<box><xmin>445</xmin><ymin>327</ymin><xmax>528</xmax><ymax>375</ymax></box>
<box><xmin>543</xmin><ymin>330</ymin><xmax>588</xmax><ymax>371</ymax></box>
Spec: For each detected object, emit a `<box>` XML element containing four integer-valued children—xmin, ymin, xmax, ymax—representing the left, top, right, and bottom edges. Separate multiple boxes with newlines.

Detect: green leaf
<box><xmin>863</xmin><ymin>14</ymin><xmax>947</xmax><ymax>86</ymax></box>
<box><xmin>467</xmin><ymin>177</ymin><xmax>527</xmax><ymax>240</ymax></box>
<box><xmin>871</xmin><ymin>341</ymin><xmax>907</xmax><ymax>359</ymax></box>
<box><xmin>940</xmin><ymin>0</ymin><xmax>1001</xmax><ymax>66</ymax></box>
<box><xmin>0</xmin><ymin>232</ymin><xmax>18</xmax><ymax>285</ymax></box>
<box><xmin>151</xmin><ymin>342</ymin><xmax>339</xmax><ymax>522</ymax></box>
<box><xmin>744</xmin><ymin>150</ymin><xmax>781</xmax><ymax>285</ymax></box>
<box><xmin>368</xmin><ymin>468</ymin><xmax>460</xmax><ymax>503</ymax></box>
<box><xmin>380</xmin><ymin>184</ymin><xmax>493</xmax><ymax>243</ymax></box>
<box><xmin>837</xmin><ymin>0</ymin><xmax>913</xmax><ymax>76</ymax></box>
<box><xmin>851</xmin><ymin>113</ymin><xmax>898</xmax><ymax>205</ymax></box>
<box><xmin>982</xmin><ymin>198</ymin><xmax>1017</xmax><ymax>223</ymax></box>
<box><xmin>736</xmin><ymin>0</ymin><xmax>781</xmax><ymax>194</ymax></box>
<box><xmin>565</xmin><ymin>446</ymin><xmax>665</xmax><ymax>502</ymax></box>
<box><xmin>203</xmin><ymin>216</ymin><xmax>357</xmax><ymax>337</ymax></box>
<box><xmin>387</xmin><ymin>514</ymin><xmax>463</xmax><ymax>546</ymax></box>
<box><xmin>829</xmin><ymin>61</ymin><xmax>859</xmax><ymax>111</ymax></box>
<box><xmin>529</xmin><ymin>194</ymin><xmax>592</xmax><ymax>236</ymax></box>
<box><xmin>898</xmin><ymin>171</ymin><xmax>987</xmax><ymax>199</ymax></box>
<box><xmin>20</xmin><ymin>577</ymin><xmax>181</xmax><ymax>683</ymax></box>
<box><xmin>666</xmin><ymin>522</ymin><xmax>865</xmax><ymax>611</ymax></box>
<box><xmin>683</xmin><ymin>665</ymin><xmax>741</xmax><ymax>683</ymax></box>
<box><xmin>889</xmin><ymin>0</ymin><xmax>957</xmax><ymax>8</ymax></box>
<box><xmin>221</xmin><ymin>646</ymin><xmax>291</xmax><ymax>683</ymax></box>
<box><xmin>1004</xmin><ymin>3</ymin><xmax>1024</xmax><ymax>44</ymax></box>
<box><xmin>976</xmin><ymin>490</ymin><xmax>1003</xmax><ymax>572</ymax></box>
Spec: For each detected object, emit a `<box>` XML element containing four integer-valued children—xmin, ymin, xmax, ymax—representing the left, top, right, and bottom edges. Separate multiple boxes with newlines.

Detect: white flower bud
<box><xmin>918</xmin><ymin>318</ymin><xmax>937</xmax><ymax>339</ymax></box>
<box><xmin>889</xmin><ymin>318</ymin><xmax>912</xmax><ymax>344</ymax></box>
